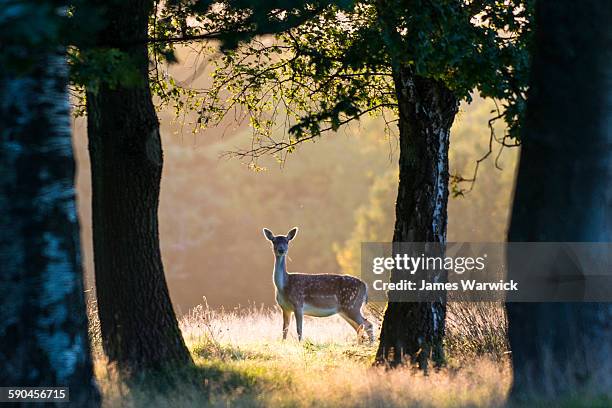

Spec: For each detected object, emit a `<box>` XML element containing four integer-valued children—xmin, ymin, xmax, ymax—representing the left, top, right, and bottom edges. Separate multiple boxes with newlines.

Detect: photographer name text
<box><xmin>372</xmin><ymin>279</ymin><xmax>518</xmax><ymax>292</ymax></box>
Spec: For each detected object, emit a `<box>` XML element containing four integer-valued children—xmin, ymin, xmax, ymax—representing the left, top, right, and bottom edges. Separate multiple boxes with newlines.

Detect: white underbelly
<box><xmin>303</xmin><ymin>303</ymin><xmax>338</xmax><ymax>317</ymax></box>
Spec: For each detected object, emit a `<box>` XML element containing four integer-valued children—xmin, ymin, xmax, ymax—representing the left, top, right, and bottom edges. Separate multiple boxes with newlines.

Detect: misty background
<box><xmin>72</xmin><ymin>48</ymin><xmax>517</xmax><ymax>314</ymax></box>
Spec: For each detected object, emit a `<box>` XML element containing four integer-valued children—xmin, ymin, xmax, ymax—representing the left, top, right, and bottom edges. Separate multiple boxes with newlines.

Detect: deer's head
<box><xmin>263</xmin><ymin>227</ymin><xmax>298</xmax><ymax>257</ymax></box>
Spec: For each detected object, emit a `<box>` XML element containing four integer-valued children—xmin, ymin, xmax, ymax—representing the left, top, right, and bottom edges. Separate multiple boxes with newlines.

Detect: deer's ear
<box><xmin>287</xmin><ymin>227</ymin><xmax>298</xmax><ymax>241</ymax></box>
<box><xmin>263</xmin><ymin>228</ymin><xmax>275</xmax><ymax>241</ymax></box>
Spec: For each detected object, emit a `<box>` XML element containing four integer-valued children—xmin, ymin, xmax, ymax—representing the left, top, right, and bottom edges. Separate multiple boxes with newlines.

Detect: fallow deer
<box><xmin>263</xmin><ymin>227</ymin><xmax>374</xmax><ymax>342</ymax></box>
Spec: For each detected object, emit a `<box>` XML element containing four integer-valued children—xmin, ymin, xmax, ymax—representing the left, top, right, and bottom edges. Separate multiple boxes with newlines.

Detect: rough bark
<box><xmin>86</xmin><ymin>0</ymin><xmax>192</xmax><ymax>371</ymax></box>
<box><xmin>506</xmin><ymin>0</ymin><xmax>612</xmax><ymax>399</ymax></box>
<box><xmin>0</xmin><ymin>50</ymin><xmax>100</xmax><ymax>405</ymax></box>
<box><xmin>375</xmin><ymin>67</ymin><xmax>458</xmax><ymax>369</ymax></box>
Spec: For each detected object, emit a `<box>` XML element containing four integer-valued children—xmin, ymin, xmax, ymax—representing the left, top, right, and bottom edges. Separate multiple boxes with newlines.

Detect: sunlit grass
<box><xmin>94</xmin><ymin>303</ymin><xmax>513</xmax><ymax>407</ymax></box>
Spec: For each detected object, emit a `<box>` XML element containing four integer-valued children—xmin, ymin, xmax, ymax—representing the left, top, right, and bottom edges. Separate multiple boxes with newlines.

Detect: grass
<box><xmin>90</xmin><ymin>302</ymin><xmax>612</xmax><ymax>407</ymax></box>
<box><xmin>93</xmin><ymin>302</ymin><xmax>516</xmax><ymax>407</ymax></box>
<box><xmin>445</xmin><ymin>302</ymin><xmax>509</xmax><ymax>363</ymax></box>
<box><xmin>90</xmin><ymin>301</ymin><xmax>612</xmax><ymax>407</ymax></box>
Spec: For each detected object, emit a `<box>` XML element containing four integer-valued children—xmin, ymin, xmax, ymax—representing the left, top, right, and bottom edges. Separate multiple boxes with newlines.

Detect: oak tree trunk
<box><xmin>375</xmin><ymin>67</ymin><xmax>458</xmax><ymax>369</ymax></box>
<box><xmin>506</xmin><ymin>0</ymin><xmax>612</xmax><ymax>399</ymax></box>
<box><xmin>86</xmin><ymin>0</ymin><xmax>192</xmax><ymax>371</ymax></box>
<box><xmin>0</xmin><ymin>49</ymin><xmax>100</xmax><ymax>405</ymax></box>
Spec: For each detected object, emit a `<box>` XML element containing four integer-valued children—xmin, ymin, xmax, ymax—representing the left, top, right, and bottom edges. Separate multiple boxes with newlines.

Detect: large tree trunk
<box><xmin>375</xmin><ymin>67</ymin><xmax>458</xmax><ymax>369</ymax></box>
<box><xmin>506</xmin><ymin>0</ymin><xmax>612</xmax><ymax>399</ymax></box>
<box><xmin>0</xmin><ymin>49</ymin><xmax>100</xmax><ymax>404</ymax></box>
<box><xmin>86</xmin><ymin>0</ymin><xmax>192</xmax><ymax>371</ymax></box>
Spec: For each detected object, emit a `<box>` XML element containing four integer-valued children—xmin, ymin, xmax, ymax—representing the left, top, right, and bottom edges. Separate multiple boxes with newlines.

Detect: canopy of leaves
<box><xmin>67</xmin><ymin>0</ymin><xmax>355</xmax><ymax>116</ymax></box>
<box><xmin>195</xmin><ymin>0</ymin><xmax>532</xmax><ymax>161</ymax></box>
<box><xmin>183</xmin><ymin>0</ymin><xmax>357</xmax><ymax>50</ymax></box>
<box><xmin>0</xmin><ymin>0</ymin><xmax>103</xmax><ymax>73</ymax></box>
<box><xmin>0</xmin><ymin>1</ymin><xmax>66</xmax><ymax>72</ymax></box>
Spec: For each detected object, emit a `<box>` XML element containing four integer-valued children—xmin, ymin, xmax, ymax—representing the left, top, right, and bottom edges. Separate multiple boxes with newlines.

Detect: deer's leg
<box><xmin>342</xmin><ymin>309</ymin><xmax>375</xmax><ymax>343</ymax></box>
<box><xmin>294</xmin><ymin>307</ymin><xmax>304</xmax><ymax>341</ymax></box>
<box><xmin>362</xmin><ymin>318</ymin><xmax>374</xmax><ymax>343</ymax></box>
<box><xmin>339</xmin><ymin>312</ymin><xmax>360</xmax><ymax>331</ymax></box>
<box><xmin>282</xmin><ymin>309</ymin><xmax>291</xmax><ymax>340</ymax></box>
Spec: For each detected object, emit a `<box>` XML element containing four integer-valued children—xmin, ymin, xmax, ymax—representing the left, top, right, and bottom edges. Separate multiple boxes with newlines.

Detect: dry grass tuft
<box><xmin>446</xmin><ymin>302</ymin><xmax>509</xmax><ymax>363</ymax></box>
<box><xmin>94</xmin><ymin>303</ymin><xmax>513</xmax><ymax>407</ymax></box>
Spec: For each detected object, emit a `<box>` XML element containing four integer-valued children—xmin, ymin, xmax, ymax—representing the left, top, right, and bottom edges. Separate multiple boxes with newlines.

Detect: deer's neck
<box><xmin>273</xmin><ymin>255</ymin><xmax>289</xmax><ymax>291</ymax></box>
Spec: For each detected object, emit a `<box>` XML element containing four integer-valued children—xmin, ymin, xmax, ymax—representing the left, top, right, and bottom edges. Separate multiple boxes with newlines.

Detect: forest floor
<box><xmin>92</xmin><ymin>303</ymin><xmax>607</xmax><ymax>407</ymax></box>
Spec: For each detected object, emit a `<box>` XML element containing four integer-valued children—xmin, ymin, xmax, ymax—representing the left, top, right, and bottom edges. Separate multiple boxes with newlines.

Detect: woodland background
<box><xmin>73</xmin><ymin>52</ymin><xmax>516</xmax><ymax>312</ymax></box>
<box><xmin>4</xmin><ymin>1</ymin><xmax>610</xmax><ymax>405</ymax></box>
